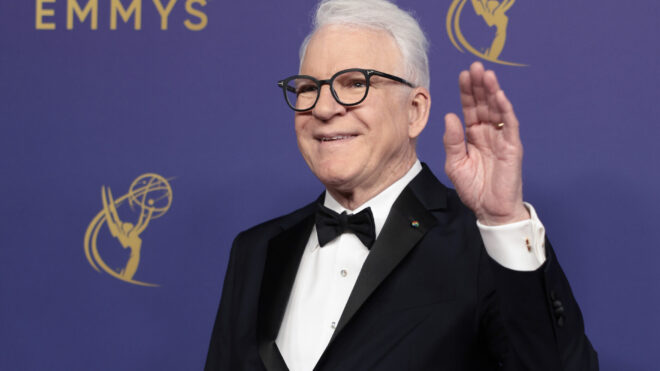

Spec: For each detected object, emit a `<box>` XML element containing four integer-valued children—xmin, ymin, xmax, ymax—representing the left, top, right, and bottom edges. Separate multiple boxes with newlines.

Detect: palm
<box><xmin>443</xmin><ymin>62</ymin><xmax>528</xmax><ymax>225</ymax></box>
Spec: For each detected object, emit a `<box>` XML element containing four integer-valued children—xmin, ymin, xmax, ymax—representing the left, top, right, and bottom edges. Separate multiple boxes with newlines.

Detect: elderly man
<box><xmin>205</xmin><ymin>0</ymin><xmax>597</xmax><ymax>370</ymax></box>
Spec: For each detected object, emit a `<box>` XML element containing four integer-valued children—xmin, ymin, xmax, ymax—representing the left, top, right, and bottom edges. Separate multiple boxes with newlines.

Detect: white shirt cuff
<box><xmin>476</xmin><ymin>202</ymin><xmax>546</xmax><ymax>271</ymax></box>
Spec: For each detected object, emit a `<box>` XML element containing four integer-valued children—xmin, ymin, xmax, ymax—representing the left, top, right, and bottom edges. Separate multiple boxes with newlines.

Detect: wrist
<box><xmin>477</xmin><ymin>204</ymin><xmax>530</xmax><ymax>226</ymax></box>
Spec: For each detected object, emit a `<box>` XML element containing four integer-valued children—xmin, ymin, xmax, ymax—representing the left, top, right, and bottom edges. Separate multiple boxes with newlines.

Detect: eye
<box><xmin>296</xmin><ymin>83</ymin><xmax>318</xmax><ymax>95</ymax></box>
<box><xmin>338</xmin><ymin>78</ymin><xmax>367</xmax><ymax>89</ymax></box>
<box><xmin>350</xmin><ymin>80</ymin><xmax>366</xmax><ymax>88</ymax></box>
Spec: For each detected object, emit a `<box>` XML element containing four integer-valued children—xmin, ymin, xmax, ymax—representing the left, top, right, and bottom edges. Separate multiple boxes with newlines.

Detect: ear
<box><xmin>407</xmin><ymin>87</ymin><xmax>431</xmax><ymax>139</ymax></box>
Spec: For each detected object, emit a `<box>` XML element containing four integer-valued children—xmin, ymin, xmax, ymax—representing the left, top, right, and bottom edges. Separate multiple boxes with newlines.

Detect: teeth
<box><xmin>322</xmin><ymin>135</ymin><xmax>351</xmax><ymax>142</ymax></box>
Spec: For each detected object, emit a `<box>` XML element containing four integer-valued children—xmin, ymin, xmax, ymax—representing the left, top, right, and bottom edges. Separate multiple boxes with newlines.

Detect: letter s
<box><xmin>184</xmin><ymin>0</ymin><xmax>207</xmax><ymax>31</ymax></box>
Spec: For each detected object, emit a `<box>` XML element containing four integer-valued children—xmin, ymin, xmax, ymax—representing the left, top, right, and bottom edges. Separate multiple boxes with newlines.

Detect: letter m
<box><xmin>67</xmin><ymin>0</ymin><xmax>98</xmax><ymax>29</ymax></box>
<box><xmin>111</xmin><ymin>0</ymin><xmax>142</xmax><ymax>30</ymax></box>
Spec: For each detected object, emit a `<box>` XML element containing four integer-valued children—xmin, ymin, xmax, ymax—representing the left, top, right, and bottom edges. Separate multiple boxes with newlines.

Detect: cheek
<box><xmin>294</xmin><ymin>117</ymin><xmax>303</xmax><ymax>134</ymax></box>
<box><xmin>366</xmin><ymin>96</ymin><xmax>409</xmax><ymax>137</ymax></box>
<box><xmin>294</xmin><ymin>119</ymin><xmax>316</xmax><ymax>161</ymax></box>
<box><xmin>376</xmin><ymin>115</ymin><xmax>409</xmax><ymax>146</ymax></box>
<box><xmin>383</xmin><ymin>105</ymin><xmax>412</xmax><ymax>143</ymax></box>
<box><xmin>294</xmin><ymin>119</ymin><xmax>310</xmax><ymax>142</ymax></box>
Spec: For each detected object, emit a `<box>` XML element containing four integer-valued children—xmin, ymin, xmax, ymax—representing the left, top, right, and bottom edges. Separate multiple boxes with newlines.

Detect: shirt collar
<box><xmin>323</xmin><ymin>160</ymin><xmax>422</xmax><ymax>238</ymax></box>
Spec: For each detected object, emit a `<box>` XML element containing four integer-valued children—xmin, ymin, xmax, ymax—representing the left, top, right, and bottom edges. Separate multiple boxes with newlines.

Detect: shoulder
<box><xmin>233</xmin><ymin>199</ymin><xmax>317</xmax><ymax>247</ymax></box>
<box><xmin>412</xmin><ymin>163</ymin><xmax>477</xmax><ymax>223</ymax></box>
<box><xmin>225</xmin><ymin>200</ymin><xmax>317</xmax><ymax>271</ymax></box>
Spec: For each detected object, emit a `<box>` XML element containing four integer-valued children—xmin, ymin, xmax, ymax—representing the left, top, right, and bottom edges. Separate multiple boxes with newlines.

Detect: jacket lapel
<box><xmin>258</xmin><ymin>211</ymin><xmax>315</xmax><ymax>371</ymax></box>
<box><xmin>257</xmin><ymin>165</ymin><xmax>448</xmax><ymax>370</ymax></box>
<box><xmin>327</xmin><ymin>164</ymin><xmax>447</xmax><ymax>345</ymax></box>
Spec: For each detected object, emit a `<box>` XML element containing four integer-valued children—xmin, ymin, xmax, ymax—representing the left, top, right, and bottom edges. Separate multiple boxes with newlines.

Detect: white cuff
<box><xmin>477</xmin><ymin>202</ymin><xmax>546</xmax><ymax>271</ymax></box>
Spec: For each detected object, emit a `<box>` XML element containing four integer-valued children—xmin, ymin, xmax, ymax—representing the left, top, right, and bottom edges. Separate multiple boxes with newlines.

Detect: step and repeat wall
<box><xmin>1</xmin><ymin>0</ymin><xmax>658</xmax><ymax>369</ymax></box>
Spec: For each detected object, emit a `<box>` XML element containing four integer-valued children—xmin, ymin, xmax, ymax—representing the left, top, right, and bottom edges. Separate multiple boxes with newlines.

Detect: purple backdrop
<box><xmin>1</xmin><ymin>0</ymin><xmax>658</xmax><ymax>370</ymax></box>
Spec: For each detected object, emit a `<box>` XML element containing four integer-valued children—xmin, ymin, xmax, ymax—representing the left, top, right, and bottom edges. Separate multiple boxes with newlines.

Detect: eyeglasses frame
<box><xmin>277</xmin><ymin>68</ymin><xmax>415</xmax><ymax>112</ymax></box>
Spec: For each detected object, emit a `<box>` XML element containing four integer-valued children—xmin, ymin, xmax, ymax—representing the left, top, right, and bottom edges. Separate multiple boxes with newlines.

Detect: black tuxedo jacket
<box><xmin>205</xmin><ymin>165</ymin><xmax>598</xmax><ymax>370</ymax></box>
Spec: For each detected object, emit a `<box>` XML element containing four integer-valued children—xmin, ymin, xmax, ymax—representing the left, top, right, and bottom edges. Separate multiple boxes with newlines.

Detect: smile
<box><xmin>319</xmin><ymin>135</ymin><xmax>357</xmax><ymax>142</ymax></box>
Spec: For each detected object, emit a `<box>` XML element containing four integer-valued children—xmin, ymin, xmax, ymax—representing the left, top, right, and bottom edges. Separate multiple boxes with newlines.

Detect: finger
<box><xmin>482</xmin><ymin>69</ymin><xmax>506</xmax><ymax>124</ymax></box>
<box><xmin>483</xmin><ymin>69</ymin><xmax>502</xmax><ymax>97</ymax></box>
<box><xmin>458</xmin><ymin>70</ymin><xmax>478</xmax><ymax>126</ymax></box>
<box><xmin>443</xmin><ymin>113</ymin><xmax>468</xmax><ymax>167</ymax></box>
<box><xmin>468</xmin><ymin>62</ymin><xmax>490</xmax><ymax>123</ymax></box>
<box><xmin>495</xmin><ymin>90</ymin><xmax>522</xmax><ymax>144</ymax></box>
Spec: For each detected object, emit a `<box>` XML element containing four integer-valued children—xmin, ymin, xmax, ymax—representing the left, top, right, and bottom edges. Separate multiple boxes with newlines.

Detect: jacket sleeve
<box><xmin>478</xmin><ymin>238</ymin><xmax>599</xmax><ymax>370</ymax></box>
<box><xmin>204</xmin><ymin>234</ymin><xmax>242</xmax><ymax>371</ymax></box>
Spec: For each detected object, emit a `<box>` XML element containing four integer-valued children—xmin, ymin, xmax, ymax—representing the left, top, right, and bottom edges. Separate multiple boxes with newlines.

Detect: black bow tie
<box><xmin>315</xmin><ymin>203</ymin><xmax>376</xmax><ymax>249</ymax></box>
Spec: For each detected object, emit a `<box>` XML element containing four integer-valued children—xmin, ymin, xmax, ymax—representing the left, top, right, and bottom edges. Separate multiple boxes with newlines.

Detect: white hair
<box><xmin>299</xmin><ymin>0</ymin><xmax>430</xmax><ymax>89</ymax></box>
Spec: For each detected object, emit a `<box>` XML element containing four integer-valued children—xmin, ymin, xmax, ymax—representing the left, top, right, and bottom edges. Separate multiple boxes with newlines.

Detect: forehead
<box><xmin>300</xmin><ymin>25</ymin><xmax>403</xmax><ymax>78</ymax></box>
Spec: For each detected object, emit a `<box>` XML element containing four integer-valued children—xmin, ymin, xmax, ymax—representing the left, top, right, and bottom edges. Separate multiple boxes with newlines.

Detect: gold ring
<box><xmin>496</xmin><ymin>122</ymin><xmax>505</xmax><ymax>129</ymax></box>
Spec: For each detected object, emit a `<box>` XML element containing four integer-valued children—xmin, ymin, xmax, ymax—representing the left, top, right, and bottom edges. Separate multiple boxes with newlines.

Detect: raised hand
<box><xmin>443</xmin><ymin>61</ymin><xmax>529</xmax><ymax>226</ymax></box>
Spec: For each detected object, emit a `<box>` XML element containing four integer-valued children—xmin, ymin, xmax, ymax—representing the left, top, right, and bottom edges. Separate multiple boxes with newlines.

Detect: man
<box><xmin>206</xmin><ymin>0</ymin><xmax>597</xmax><ymax>370</ymax></box>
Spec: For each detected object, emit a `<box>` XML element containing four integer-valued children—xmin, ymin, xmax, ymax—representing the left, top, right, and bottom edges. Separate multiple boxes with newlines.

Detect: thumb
<box><xmin>443</xmin><ymin>113</ymin><xmax>467</xmax><ymax>167</ymax></box>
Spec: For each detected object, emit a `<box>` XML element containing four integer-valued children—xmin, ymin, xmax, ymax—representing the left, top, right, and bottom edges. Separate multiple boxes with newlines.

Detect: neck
<box><xmin>326</xmin><ymin>155</ymin><xmax>417</xmax><ymax>211</ymax></box>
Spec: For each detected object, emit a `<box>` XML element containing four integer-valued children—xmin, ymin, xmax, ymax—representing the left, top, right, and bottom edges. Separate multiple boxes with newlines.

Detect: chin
<box><xmin>312</xmin><ymin>161</ymin><xmax>362</xmax><ymax>190</ymax></box>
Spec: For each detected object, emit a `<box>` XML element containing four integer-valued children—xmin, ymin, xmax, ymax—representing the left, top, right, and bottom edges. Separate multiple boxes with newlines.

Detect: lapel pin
<box><xmin>410</xmin><ymin>220</ymin><xmax>420</xmax><ymax>228</ymax></box>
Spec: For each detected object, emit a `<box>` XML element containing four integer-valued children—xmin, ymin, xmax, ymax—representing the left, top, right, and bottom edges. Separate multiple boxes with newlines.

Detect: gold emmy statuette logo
<box><xmin>84</xmin><ymin>173</ymin><xmax>173</xmax><ymax>287</ymax></box>
<box><xmin>447</xmin><ymin>0</ymin><xmax>526</xmax><ymax>66</ymax></box>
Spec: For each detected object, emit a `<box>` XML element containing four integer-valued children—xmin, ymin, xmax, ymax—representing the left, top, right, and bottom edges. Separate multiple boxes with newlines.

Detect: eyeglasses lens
<box><xmin>332</xmin><ymin>70</ymin><xmax>368</xmax><ymax>105</ymax></box>
<box><xmin>285</xmin><ymin>70</ymin><xmax>369</xmax><ymax>111</ymax></box>
<box><xmin>285</xmin><ymin>78</ymin><xmax>317</xmax><ymax>111</ymax></box>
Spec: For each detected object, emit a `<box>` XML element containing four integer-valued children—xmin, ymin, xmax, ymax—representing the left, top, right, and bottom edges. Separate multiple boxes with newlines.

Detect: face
<box><xmin>295</xmin><ymin>26</ymin><xmax>424</xmax><ymax>199</ymax></box>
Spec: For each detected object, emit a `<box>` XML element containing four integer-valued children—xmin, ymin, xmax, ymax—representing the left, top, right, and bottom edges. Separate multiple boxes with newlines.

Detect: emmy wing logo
<box><xmin>84</xmin><ymin>173</ymin><xmax>173</xmax><ymax>287</ymax></box>
<box><xmin>447</xmin><ymin>0</ymin><xmax>525</xmax><ymax>66</ymax></box>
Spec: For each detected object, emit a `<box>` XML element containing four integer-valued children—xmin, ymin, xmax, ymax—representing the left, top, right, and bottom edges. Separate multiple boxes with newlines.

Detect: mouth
<box><xmin>317</xmin><ymin>134</ymin><xmax>357</xmax><ymax>142</ymax></box>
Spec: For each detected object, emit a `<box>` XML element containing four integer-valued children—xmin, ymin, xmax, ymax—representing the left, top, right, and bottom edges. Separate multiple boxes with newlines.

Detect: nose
<box><xmin>312</xmin><ymin>84</ymin><xmax>346</xmax><ymax>121</ymax></box>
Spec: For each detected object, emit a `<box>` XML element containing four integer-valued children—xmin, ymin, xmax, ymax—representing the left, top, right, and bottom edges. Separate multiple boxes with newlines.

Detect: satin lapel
<box><xmin>328</xmin><ymin>185</ymin><xmax>438</xmax><ymax>343</ymax></box>
<box><xmin>258</xmin><ymin>214</ymin><xmax>315</xmax><ymax>371</ymax></box>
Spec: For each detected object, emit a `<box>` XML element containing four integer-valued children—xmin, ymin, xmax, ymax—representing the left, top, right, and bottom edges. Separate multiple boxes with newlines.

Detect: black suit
<box><xmin>206</xmin><ymin>164</ymin><xmax>598</xmax><ymax>370</ymax></box>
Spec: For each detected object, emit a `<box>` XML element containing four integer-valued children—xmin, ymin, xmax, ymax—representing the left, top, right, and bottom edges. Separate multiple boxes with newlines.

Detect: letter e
<box><xmin>36</xmin><ymin>0</ymin><xmax>56</xmax><ymax>30</ymax></box>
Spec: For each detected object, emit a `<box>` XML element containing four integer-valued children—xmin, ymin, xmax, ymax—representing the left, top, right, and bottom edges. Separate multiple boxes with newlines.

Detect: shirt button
<box><xmin>340</xmin><ymin>269</ymin><xmax>348</xmax><ymax>277</ymax></box>
<box><xmin>331</xmin><ymin>321</ymin><xmax>336</xmax><ymax>329</ymax></box>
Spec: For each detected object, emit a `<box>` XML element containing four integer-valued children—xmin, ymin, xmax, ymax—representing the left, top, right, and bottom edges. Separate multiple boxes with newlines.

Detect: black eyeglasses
<box><xmin>277</xmin><ymin>68</ymin><xmax>414</xmax><ymax>112</ymax></box>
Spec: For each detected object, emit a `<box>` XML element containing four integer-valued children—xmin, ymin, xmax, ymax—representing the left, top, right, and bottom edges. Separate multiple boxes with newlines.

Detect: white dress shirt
<box><xmin>275</xmin><ymin>160</ymin><xmax>546</xmax><ymax>371</ymax></box>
